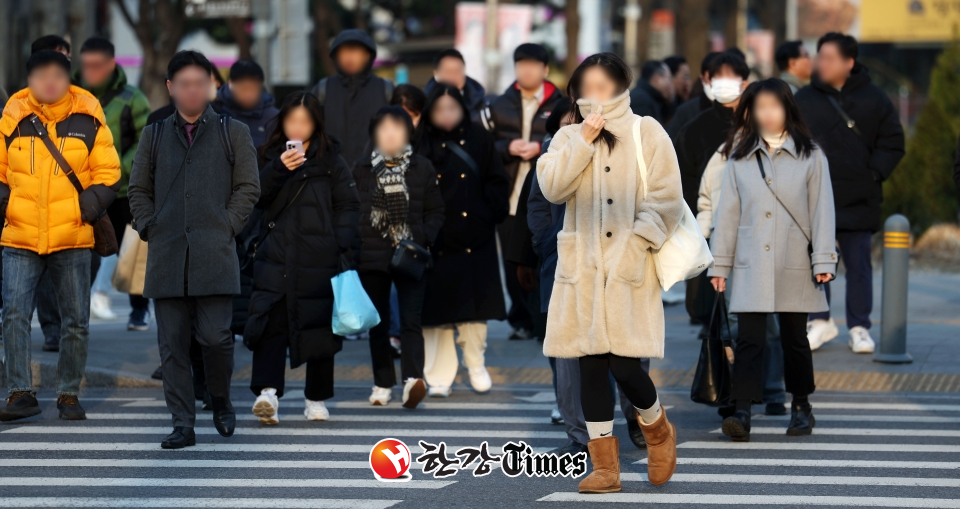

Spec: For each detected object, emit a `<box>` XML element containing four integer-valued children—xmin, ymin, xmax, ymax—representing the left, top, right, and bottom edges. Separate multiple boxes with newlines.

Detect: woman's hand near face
<box><xmin>280</xmin><ymin>148</ymin><xmax>306</xmax><ymax>171</ymax></box>
<box><xmin>580</xmin><ymin>113</ymin><xmax>605</xmax><ymax>145</ymax></box>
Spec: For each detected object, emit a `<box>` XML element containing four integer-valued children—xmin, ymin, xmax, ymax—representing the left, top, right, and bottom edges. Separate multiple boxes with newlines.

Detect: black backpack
<box><xmin>149</xmin><ymin>114</ymin><xmax>235</xmax><ymax>172</ymax></box>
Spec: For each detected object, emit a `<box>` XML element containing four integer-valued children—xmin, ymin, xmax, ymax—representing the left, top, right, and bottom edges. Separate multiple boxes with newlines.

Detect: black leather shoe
<box><xmin>57</xmin><ymin>395</ymin><xmax>87</xmax><ymax>420</ymax></box>
<box><xmin>212</xmin><ymin>397</ymin><xmax>236</xmax><ymax>437</ymax></box>
<box><xmin>42</xmin><ymin>336</ymin><xmax>61</xmax><ymax>352</ymax></box>
<box><xmin>626</xmin><ymin>416</ymin><xmax>647</xmax><ymax>449</ymax></box>
<box><xmin>0</xmin><ymin>391</ymin><xmax>42</xmax><ymax>421</ymax></box>
<box><xmin>722</xmin><ymin>410</ymin><xmax>751</xmax><ymax>442</ymax></box>
<box><xmin>787</xmin><ymin>404</ymin><xmax>816</xmax><ymax>436</ymax></box>
<box><xmin>161</xmin><ymin>426</ymin><xmax>196</xmax><ymax>449</ymax></box>
<box><xmin>151</xmin><ymin>365</ymin><xmax>163</xmax><ymax>380</ymax></box>
<box><xmin>549</xmin><ymin>439</ymin><xmax>590</xmax><ymax>457</ymax></box>
<box><xmin>765</xmin><ymin>402</ymin><xmax>787</xmax><ymax>416</ymax></box>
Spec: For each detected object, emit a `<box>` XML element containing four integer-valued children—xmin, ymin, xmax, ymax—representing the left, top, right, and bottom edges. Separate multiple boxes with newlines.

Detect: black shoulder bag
<box><xmin>690</xmin><ymin>291</ymin><xmax>734</xmax><ymax>407</ymax></box>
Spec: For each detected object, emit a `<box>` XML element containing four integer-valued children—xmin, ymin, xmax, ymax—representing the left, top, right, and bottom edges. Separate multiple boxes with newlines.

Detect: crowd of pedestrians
<box><xmin>0</xmin><ymin>27</ymin><xmax>905</xmax><ymax>494</ymax></box>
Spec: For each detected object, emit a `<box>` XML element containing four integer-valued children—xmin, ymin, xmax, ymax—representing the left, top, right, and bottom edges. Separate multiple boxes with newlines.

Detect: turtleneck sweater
<box><xmin>762</xmin><ymin>131</ymin><xmax>786</xmax><ymax>150</ymax></box>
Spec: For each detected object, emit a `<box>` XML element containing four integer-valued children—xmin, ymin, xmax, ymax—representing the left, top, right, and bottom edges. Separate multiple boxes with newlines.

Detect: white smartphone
<box><xmin>286</xmin><ymin>140</ymin><xmax>304</xmax><ymax>155</ymax></box>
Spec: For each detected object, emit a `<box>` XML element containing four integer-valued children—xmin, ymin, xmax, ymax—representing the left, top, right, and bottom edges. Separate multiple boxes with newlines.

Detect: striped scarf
<box><xmin>370</xmin><ymin>145</ymin><xmax>413</xmax><ymax>246</ymax></box>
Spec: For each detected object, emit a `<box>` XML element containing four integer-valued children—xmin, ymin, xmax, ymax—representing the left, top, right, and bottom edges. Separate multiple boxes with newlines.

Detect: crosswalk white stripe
<box><xmin>1</xmin><ymin>426</ymin><xmax>567</xmax><ymax>439</ymax></box>
<box><xmin>537</xmin><ymin>493</ymin><xmax>960</xmax><ymax>507</ymax></box>
<box><xmin>2</xmin><ymin>477</ymin><xmax>454</xmax><ymax>489</ymax></box>
<box><xmin>620</xmin><ymin>473</ymin><xmax>960</xmax><ymax>487</ymax></box>
<box><xmin>3</xmin><ymin>459</ymin><xmax>419</xmax><ymax>469</ymax></box>
<box><xmin>814</xmin><ymin>402</ymin><xmax>960</xmax><ymax>412</ymax></box>
<box><xmin>121</xmin><ymin>400</ymin><xmax>564</xmax><ymax>411</ymax></box>
<box><xmin>634</xmin><ymin>458</ymin><xmax>960</xmax><ymax>469</ymax></box>
<box><xmin>0</xmin><ymin>442</ymin><xmax>553</xmax><ymax>454</ymax></box>
<box><xmin>753</xmin><ymin>414</ymin><xmax>960</xmax><ymax>423</ymax></box>
<box><xmin>36</xmin><ymin>398</ymin><xmax>156</xmax><ymax>402</ymax></box>
<box><xmin>677</xmin><ymin>441</ymin><xmax>960</xmax><ymax>453</ymax></box>
<box><xmin>3</xmin><ymin>498</ymin><xmax>400</xmax><ymax>508</ymax></box>
<box><xmin>85</xmin><ymin>413</ymin><xmax>558</xmax><ymax>424</ymax></box>
<box><xmin>711</xmin><ymin>427</ymin><xmax>960</xmax><ymax>437</ymax></box>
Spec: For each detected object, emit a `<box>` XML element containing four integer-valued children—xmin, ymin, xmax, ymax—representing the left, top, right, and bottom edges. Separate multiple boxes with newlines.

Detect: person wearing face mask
<box><xmin>355</xmin><ymin>106</ymin><xmax>446</xmax><ymax>409</ymax></box>
<box><xmin>667</xmin><ymin>52</ymin><xmax>720</xmax><ymax>139</ymax></box>
<box><xmin>710</xmin><ymin>79</ymin><xmax>837</xmax><ymax>441</ymax></box>
<box><xmin>538</xmin><ymin>52</ymin><xmax>684</xmax><ymax>493</ymax></box>
<box><xmin>417</xmin><ymin>83</ymin><xmax>510</xmax><ymax>398</ymax></box>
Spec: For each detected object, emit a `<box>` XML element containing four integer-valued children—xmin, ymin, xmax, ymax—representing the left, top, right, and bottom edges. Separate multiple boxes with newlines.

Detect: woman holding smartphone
<box><xmin>709</xmin><ymin>79</ymin><xmax>837</xmax><ymax>442</ymax></box>
<box><xmin>245</xmin><ymin>91</ymin><xmax>360</xmax><ymax>424</ymax></box>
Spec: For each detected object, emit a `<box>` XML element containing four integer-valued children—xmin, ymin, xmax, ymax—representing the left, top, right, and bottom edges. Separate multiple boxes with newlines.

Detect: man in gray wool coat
<box><xmin>128</xmin><ymin>50</ymin><xmax>260</xmax><ymax>449</ymax></box>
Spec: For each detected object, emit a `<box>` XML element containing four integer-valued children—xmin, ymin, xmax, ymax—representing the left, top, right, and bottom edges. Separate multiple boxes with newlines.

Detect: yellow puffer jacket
<box><xmin>0</xmin><ymin>86</ymin><xmax>121</xmax><ymax>254</ymax></box>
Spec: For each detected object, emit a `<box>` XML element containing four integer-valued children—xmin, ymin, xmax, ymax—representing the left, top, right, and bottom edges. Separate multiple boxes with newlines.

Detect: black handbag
<box><xmin>690</xmin><ymin>291</ymin><xmax>735</xmax><ymax>407</ymax></box>
<box><xmin>389</xmin><ymin>239</ymin><xmax>431</xmax><ymax>280</ymax></box>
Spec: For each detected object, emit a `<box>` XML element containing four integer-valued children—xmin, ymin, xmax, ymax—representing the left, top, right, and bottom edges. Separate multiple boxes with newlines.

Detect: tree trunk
<box><xmin>227</xmin><ymin>17</ymin><xmax>252</xmax><ymax>61</ymax></box>
<box><xmin>675</xmin><ymin>0</ymin><xmax>712</xmax><ymax>77</ymax></box>
<box><xmin>636</xmin><ymin>0</ymin><xmax>655</xmax><ymax>62</ymax></box>
<box><xmin>564</xmin><ymin>0</ymin><xmax>579</xmax><ymax>78</ymax></box>
<box><xmin>354</xmin><ymin>0</ymin><xmax>366</xmax><ymax>30</ymax></box>
<box><xmin>113</xmin><ymin>0</ymin><xmax>187</xmax><ymax>108</ymax></box>
<box><xmin>313</xmin><ymin>0</ymin><xmax>337</xmax><ymax>78</ymax></box>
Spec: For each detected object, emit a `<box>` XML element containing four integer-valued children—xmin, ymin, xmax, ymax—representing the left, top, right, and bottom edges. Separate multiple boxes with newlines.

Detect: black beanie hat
<box><xmin>514</xmin><ymin>43</ymin><xmax>549</xmax><ymax>65</ymax></box>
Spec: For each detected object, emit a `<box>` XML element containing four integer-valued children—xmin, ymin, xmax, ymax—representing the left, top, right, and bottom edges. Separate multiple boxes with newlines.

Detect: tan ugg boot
<box><xmin>577</xmin><ymin>436</ymin><xmax>622</xmax><ymax>493</ymax></box>
<box><xmin>638</xmin><ymin>406</ymin><xmax>677</xmax><ymax>486</ymax></box>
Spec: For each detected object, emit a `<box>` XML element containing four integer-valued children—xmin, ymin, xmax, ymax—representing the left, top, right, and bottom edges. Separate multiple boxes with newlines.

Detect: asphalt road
<box><xmin>2</xmin><ymin>385</ymin><xmax>959</xmax><ymax>508</ymax></box>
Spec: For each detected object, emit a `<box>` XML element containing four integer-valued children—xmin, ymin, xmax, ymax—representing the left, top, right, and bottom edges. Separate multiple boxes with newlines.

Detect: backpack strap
<box><xmin>149</xmin><ymin>118</ymin><xmax>165</xmax><ymax>174</ymax></box>
<box><xmin>216</xmin><ymin>114</ymin><xmax>234</xmax><ymax>166</ymax></box>
<box><xmin>383</xmin><ymin>79</ymin><xmax>394</xmax><ymax>103</ymax></box>
<box><xmin>313</xmin><ymin>78</ymin><xmax>328</xmax><ymax>105</ymax></box>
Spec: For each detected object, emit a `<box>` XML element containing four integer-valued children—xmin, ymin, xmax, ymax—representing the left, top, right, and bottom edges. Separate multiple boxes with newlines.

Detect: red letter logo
<box><xmin>370</xmin><ymin>438</ymin><xmax>412</xmax><ymax>481</ymax></box>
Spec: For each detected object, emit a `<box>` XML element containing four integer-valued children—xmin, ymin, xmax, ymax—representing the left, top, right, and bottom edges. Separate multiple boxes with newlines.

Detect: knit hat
<box><xmin>513</xmin><ymin>43</ymin><xmax>549</xmax><ymax>65</ymax></box>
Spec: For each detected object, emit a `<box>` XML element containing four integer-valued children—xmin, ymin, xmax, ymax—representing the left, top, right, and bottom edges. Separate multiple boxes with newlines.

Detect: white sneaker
<box><xmin>252</xmin><ymin>389</ymin><xmax>279</xmax><ymax>425</ymax></box>
<box><xmin>90</xmin><ymin>291</ymin><xmax>117</xmax><ymax>320</ymax></box>
<box><xmin>369</xmin><ymin>386</ymin><xmax>392</xmax><ymax>406</ymax></box>
<box><xmin>848</xmin><ymin>326</ymin><xmax>876</xmax><ymax>354</ymax></box>
<box><xmin>428</xmin><ymin>386</ymin><xmax>451</xmax><ymax>398</ymax></box>
<box><xmin>807</xmin><ymin>318</ymin><xmax>839</xmax><ymax>351</ymax></box>
<box><xmin>304</xmin><ymin>399</ymin><xmax>330</xmax><ymax>421</ymax></box>
<box><xmin>468</xmin><ymin>366</ymin><xmax>492</xmax><ymax>393</ymax></box>
<box><xmin>402</xmin><ymin>378</ymin><xmax>427</xmax><ymax>409</ymax></box>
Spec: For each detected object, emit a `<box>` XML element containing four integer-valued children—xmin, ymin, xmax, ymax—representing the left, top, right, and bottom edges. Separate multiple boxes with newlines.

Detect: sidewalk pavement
<box><xmin>2</xmin><ymin>270</ymin><xmax>958</xmax><ymax>392</ymax></box>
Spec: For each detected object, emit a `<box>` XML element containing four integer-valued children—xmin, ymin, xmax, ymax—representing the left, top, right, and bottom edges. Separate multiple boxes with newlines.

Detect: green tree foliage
<box><xmin>882</xmin><ymin>39</ymin><xmax>960</xmax><ymax>232</ymax></box>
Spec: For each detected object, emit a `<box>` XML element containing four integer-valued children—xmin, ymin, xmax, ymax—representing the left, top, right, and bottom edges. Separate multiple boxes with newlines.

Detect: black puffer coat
<box><xmin>673</xmin><ymin>101</ymin><xmax>736</xmax><ymax>211</ymax></box>
<box><xmin>245</xmin><ymin>137</ymin><xmax>360</xmax><ymax>367</ymax></box>
<box><xmin>418</xmin><ymin>105</ymin><xmax>511</xmax><ymax>325</ymax></box>
<box><xmin>795</xmin><ymin>64</ymin><xmax>905</xmax><ymax>231</ymax></box>
<box><xmin>483</xmin><ymin>81</ymin><xmax>564</xmax><ymax>184</ymax></box>
<box><xmin>352</xmin><ymin>154</ymin><xmax>446</xmax><ymax>273</ymax></box>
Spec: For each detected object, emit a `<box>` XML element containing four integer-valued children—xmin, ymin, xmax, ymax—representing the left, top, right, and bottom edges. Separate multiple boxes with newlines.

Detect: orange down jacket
<box><xmin>0</xmin><ymin>86</ymin><xmax>121</xmax><ymax>254</ymax></box>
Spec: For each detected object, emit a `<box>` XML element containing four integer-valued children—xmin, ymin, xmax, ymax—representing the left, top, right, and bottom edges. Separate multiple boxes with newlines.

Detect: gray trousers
<box><xmin>555</xmin><ymin>357</ymin><xmax>650</xmax><ymax>446</ymax></box>
<box><xmin>155</xmin><ymin>295</ymin><xmax>234</xmax><ymax>428</ymax></box>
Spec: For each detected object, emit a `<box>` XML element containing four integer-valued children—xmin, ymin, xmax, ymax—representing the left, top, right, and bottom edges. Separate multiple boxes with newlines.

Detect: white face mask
<box><xmin>711</xmin><ymin>78</ymin><xmax>743</xmax><ymax>104</ymax></box>
<box><xmin>702</xmin><ymin>81</ymin><xmax>714</xmax><ymax>101</ymax></box>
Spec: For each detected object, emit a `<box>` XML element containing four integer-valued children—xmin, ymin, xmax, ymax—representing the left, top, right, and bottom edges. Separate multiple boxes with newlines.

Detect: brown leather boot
<box><xmin>638</xmin><ymin>406</ymin><xmax>676</xmax><ymax>486</ymax></box>
<box><xmin>577</xmin><ymin>436</ymin><xmax>621</xmax><ymax>494</ymax></box>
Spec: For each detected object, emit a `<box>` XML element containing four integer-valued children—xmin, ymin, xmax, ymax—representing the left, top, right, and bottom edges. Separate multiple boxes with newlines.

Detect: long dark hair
<box><xmin>415</xmin><ymin>82</ymin><xmax>471</xmax><ymax>162</ymax></box>
<box><xmin>566</xmin><ymin>52</ymin><xmax>632</xmax><ymax>152</ymax></box>
<box><xmin>722</xmin><ymin>78</ymin><xmax>814</xmax><ymax>160</ymax></box>
<box><xmin>262</xmin><ymin>91</ymin><xmax>327</xmax><ymax>159</ymax></box>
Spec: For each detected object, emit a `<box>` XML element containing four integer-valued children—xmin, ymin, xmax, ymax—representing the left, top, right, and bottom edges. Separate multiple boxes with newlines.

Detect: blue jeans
<box><xmin>3</xmin><ymin>247</ymin><xmax>91</xmax><ymax>395</ymax></box>
<box><xmin>809</xmin><ymin>230</ymin><xmax>873</xmax><ymax>329</ymax></box>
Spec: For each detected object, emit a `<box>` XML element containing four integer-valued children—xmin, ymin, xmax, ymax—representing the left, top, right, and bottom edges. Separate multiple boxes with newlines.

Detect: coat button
<box><xmin>604</xmin><ymin>166</ymin><xmax>610</xmax><ymax>172</ymax></box>
<box><xmin>764</xmin><ymin>245</ymin><xmax>770</xmax><ymax>251</ymax></box>
<box><xmin>461</xmin><ymin>173</ymin><xmax>466</xmax><ymax>178</ymax></box>
<box><xmin>466</xmin><ymin>248</ymin><xmax>472</xmax><ymax>254</ymax></box>
<box><xmin>186</xmin><ymin>193</ymin><xmax>191</xmax><ymax>198</ymax></box>
<box><xmin>186</xmin><ymin>158</ymin><xmax>192</xmax><ymax>164</ymax></box>
<box><xmin>831</xmin><ymin>253</ymin><xmax>837</xmax><ymax>259</ymax></box>
<box><xmin>268</xmin><ymin>221</ymin><xmax>275</xmax><ymax>229</ymax></box>
<box><xmin>462</xmin><ymin>212</ymin><xmax>468</xmax><ymax>217</ymax></box>
<box><xmin>437</xmin><ymin>174</ymin><xmax>442</xmax><ymax>179</ymax></box>
<box><xmin>765</xmin><ymin>212</ymin><xmax>771</xmax><ymax>218</ymax></box>
<box><xmin>186</xmin><ymin>227</ymin><xmax>192</xmax><ymax>233</ymax></box>
<box><xmin>606</xmin><ymin>232</ymin><xmax>612</xmax><ymax>238</ymax></box>
<box><xmin>607</xmin><ymin>199</ymin><xmax>613</xmax><ymax>204</ymax></box>
<box><xmin>460</xmin><ymin>140</ymin><xmax>465</xmax><ymax>146</ymax></box>
<box><xmin>441</xmin><ymin>142</ymin><xmax>446</xmax><ymax>148</ymax></box>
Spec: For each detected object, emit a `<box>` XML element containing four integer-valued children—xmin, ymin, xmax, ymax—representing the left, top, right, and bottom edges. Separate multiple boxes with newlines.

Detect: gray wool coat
<box><xmin>128</xmin><ymin>105</ymin><xmax>260</xmax><ymax>299</ymax></box>
<box><xmin>708</xmin><ymin>136</ymin><xmax>837</xmax><ymax>313</ymax></box>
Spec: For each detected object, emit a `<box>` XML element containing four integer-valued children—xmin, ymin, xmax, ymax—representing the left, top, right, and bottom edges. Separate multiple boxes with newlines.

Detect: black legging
<box><xmin>579</xmin><ymin>353</ymin><xmax>659</xmax><ymax>423</ymax></box>
<box><xmin>733</xmin><ymin>312</ymin><xmax>814</xmax><ymax>405</ymax></box>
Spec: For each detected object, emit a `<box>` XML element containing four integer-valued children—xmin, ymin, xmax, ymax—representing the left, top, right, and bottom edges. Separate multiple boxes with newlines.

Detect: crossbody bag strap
<box><xmin>754</xmin><ymin>152</ymin><xmax>812</xmax><ymax>245</ymax></box>
<box><xmin>250</xmin><ymin>175</ymin><xmax>309</xmax><ymax>253</ymax></box>
<box><xmin>29</xmin><ymin>115</ymin><xmax>86</xmax><ymax>196</ymax></box>
<box><xmin>826</xmin><ymin>95</ymin><xmax>862</xmax><ymax>137</ymax></box>
<box><xmin>446</xmin><ymin>143</ymin><xmax>479</xmax><ymax>176</ymax></box>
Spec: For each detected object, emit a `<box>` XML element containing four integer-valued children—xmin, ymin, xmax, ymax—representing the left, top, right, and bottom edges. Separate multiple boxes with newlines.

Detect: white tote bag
<box><xmin>633</xmin><ymin>119</ymin><xmax>713</xmax><ymax>291</ymax></box>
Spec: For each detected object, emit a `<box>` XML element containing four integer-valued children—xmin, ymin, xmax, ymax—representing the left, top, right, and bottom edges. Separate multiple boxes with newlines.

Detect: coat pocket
<box><xmin>734</xmin><ymin>227</ymin><xmax>752</xmax><ymax>268</ymax></box>
<box><xmin>555</xmin><ymin>231</ymin><xmax>579</xmax><ymax>284</ymax></box>
<box><xmin>785</xmin><ymin>226</ymin><xmax>812</xmax><ymax>270</ymax></box>
<box><xmin>613</xmin><ymin>233</ymin><xmax>649</xmax><ymax>287</ymax></box>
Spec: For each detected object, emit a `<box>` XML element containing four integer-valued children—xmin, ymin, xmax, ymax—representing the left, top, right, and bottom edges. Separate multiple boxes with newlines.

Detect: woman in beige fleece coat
<box><xmin>537</xmin><ymin>53</ymin><xmax>684</xmax><ymax>494</ymax></box>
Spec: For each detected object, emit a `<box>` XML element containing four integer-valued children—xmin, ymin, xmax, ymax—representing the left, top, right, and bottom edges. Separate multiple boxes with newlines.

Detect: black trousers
<box><xmin>107</xmin><ymin>197</ymin><xmax>149</xmax><ymax>312</ymax></box>
<box><xmin>361</xmin><ymin>270</ymin><xmax>426</xmax><ymax>388</ymax></box>
<box><xmin>250</xmin><ymin>300</ymin><xmax>334</xmax><ymax>401</ymax></box>
<box><xmin>155</xmin><ymin>295</ymin><xmax>234</xmax><ymax>428</ymax></box>
<box><xmin>579</xmin><ymin>353</ymin><xmax>659</xmax><ymax>423</ymax></box>
<box><xmin>732</xmin><ymin>312</ymin><xmax>814</xmax><ymax>404</ymax></box>
<box><xmin>498</xmin><ymin>216</ymin><xmax>533</xmax><ymax>331</ymax></box>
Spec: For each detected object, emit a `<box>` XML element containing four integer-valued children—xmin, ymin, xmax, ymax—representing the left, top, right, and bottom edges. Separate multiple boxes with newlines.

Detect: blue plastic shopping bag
<box><xmin>331</xmin><ymin>270</ymin><xmax>381</xmax><ymax>335</ymax></box>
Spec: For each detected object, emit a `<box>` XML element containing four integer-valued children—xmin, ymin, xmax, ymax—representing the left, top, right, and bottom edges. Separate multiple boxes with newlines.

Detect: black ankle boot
<box><xmin>721</xmin><ymin>410</ymin><xmax>751</xmax><ymax>442</ymax></box>
<box><xmin>211</xmin><ymin>397</ymin><xmax>236</xmax><ymax>437</ymax></box>
<box><xmin>787</xmin><ymin>403</ymin><xmax>815</xmax><ymax>436</ymax></box>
